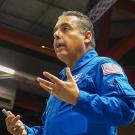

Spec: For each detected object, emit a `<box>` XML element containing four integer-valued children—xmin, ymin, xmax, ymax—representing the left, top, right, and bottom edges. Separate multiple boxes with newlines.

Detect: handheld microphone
<box><xmin>2</xmin><ymin>108</ymin><xmax>8</xmax><ymax>117</ymax></box>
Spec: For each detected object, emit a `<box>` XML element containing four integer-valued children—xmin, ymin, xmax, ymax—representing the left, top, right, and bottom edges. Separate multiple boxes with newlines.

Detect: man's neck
<box><xmin>66</xmin><ymin>49</ymin><xmax>90</xmax><ymax>68</ymax></box>
<box><xmin>64</xmin><ymin>46</ymin><xmax>92</xmax><ymax>68</ymax></box>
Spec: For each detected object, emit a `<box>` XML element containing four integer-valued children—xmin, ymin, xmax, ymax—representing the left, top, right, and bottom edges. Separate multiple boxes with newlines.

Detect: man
<box><xmin>5</xmin><ymin>11</ymin><xmax>135</xmax><ymax>135</ymax></box>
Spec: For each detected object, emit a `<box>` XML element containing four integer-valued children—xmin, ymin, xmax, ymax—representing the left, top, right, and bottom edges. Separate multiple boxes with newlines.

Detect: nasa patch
<box><xmin>101</xmin><ymin>63</ymin><xmax>123</xmax><ymax>75</ymax></box>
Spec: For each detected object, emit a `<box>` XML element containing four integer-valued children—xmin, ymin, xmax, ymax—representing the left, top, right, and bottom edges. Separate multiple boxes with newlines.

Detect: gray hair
<box><xmin>59</xmin><ymin>11</ymin><xmax>95</xmax><ymax>48</ymax></box>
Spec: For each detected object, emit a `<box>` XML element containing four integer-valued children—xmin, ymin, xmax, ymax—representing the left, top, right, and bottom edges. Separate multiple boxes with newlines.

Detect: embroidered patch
<box><xmin>73</xmin><ymin>73</ymin><xmax>83</xmax><ymax>82</ymax></box>
<box><xmin>101</xmin><ymin>63</ymin><xmax>123</xmax><ymax>75</ymax></box>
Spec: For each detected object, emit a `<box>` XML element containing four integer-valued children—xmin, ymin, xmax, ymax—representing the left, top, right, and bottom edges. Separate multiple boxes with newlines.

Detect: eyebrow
<box><xmin>53</xmin><ymin>23</ymin><xmax>72</xmax><ymax>33</ymax></box>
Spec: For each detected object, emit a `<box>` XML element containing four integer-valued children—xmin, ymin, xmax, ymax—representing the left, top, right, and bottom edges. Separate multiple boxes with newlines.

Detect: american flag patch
<box><xmin>101</xmin><ymin>63</ymin><xmax>123</xmax><ymax>75</ymax></box>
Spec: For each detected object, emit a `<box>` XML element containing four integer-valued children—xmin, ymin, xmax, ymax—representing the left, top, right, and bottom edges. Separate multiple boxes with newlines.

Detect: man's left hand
<box><xmin>37</xmin><ymin>67</ymin><xmax>79</xmax><ymax>105</ymax></box>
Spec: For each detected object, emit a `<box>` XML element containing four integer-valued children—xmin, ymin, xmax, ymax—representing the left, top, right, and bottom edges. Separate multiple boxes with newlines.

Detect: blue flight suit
<box><xmin>25</xmin><ymin>49</ymin><xmax>135</xmax><ymax>135</ymax></box>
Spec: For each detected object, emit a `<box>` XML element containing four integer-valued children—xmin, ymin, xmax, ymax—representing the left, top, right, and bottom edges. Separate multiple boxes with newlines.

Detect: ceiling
<box><xmin>0</xmin><ymin>0</ymin><xmax>89</xmax><ymax>41</ymax></box>
<box><xmin>0</xmin><ymin>0</ymin><xmax>135</xmax><ymax>134</ymax></box>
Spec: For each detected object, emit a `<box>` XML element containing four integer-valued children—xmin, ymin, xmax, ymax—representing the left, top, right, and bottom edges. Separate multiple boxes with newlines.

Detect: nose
<box><xmin>53</xmin><ymin>29</ymin><xmax>61</xmax><ymax>40</ymax></box>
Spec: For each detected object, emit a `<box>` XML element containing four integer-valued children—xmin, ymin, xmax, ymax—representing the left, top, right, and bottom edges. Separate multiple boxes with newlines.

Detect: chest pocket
<box><xmin>77</xmin><ymin>75</ymin><xmax>96</xmax><ymax>94</ymax></box>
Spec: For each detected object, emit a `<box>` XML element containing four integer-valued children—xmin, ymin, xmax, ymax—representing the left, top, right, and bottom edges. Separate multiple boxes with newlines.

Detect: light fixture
<box><xmin>0</xmin><ymin>65</ymin><xmax>15</xmax><ymax>75</ymax></box>
<box><xmin>0</xmin><ymin>65</ymin><xmax>35</xmax><ymax>81</ymax></box>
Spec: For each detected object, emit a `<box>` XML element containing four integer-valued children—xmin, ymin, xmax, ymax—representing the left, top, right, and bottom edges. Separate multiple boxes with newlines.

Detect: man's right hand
<box><xmin>5</xmin><ymin>111</ymin><xmax>27</xmax><ymax>135</ymax></box>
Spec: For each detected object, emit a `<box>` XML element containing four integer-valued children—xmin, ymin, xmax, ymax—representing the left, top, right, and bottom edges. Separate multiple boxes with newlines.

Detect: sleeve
<box><xmin>25</xmin><ymin>125</ymin><xmax>44</xmax><ymax>135</ymax></box>
<box><xmin>73</xmin><ymin>58</ymin><xmax>135</xmax><ymax>126</ymax></box>
<box><xmin>24</xmin><ymin>105</ymin><xmax>46</xmax><ymax>135</ymax></box>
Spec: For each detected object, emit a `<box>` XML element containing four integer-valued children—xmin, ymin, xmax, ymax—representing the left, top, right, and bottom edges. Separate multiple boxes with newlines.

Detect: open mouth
<box><xmin>56</xmin><ymin>43</ymin><xmax>65</xmax><ymax>51</ymax></box>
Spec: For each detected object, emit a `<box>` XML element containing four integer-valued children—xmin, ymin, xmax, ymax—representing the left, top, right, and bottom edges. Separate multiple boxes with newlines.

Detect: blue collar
<box><xmin>71</xmin><ymin>48</ymin><xmax>98</xmax><ymax>71</ymax></box>
<box><xmin>59</xmin><ymin>48</ymin><xmax>98</xmax><ymax>77</ymax></box>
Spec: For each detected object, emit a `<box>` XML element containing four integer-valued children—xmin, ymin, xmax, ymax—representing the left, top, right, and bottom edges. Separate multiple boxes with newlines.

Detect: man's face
<box><xmin>53</xmin><ymin>16</ymin><xmax>86</xmax><ymax>62</ymax></box>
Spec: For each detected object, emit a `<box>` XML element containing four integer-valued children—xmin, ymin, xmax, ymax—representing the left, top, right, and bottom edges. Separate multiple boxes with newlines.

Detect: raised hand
<box><xmin>37</xmin><ymin>67</ymin><xmax>79</xmax><ymax>105</ymax></box>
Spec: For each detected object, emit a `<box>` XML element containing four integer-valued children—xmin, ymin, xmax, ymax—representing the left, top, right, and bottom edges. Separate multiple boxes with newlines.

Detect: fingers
<box><xmin>6</xmin><ymin>114</ymin><xmax>20</xmax><ymax>127</ymax></box>
<box><xmin>37</xmin><ymin>77</ymin><xmax>54</xmax><ymax>88</ymax></box>
<box><xmin>14</xmin><ymin>121</ymin><xmax>25</xmax><ymax>135</ymax></box>
<box><xmin>9</xmin><ymin>124</ymin><xmax>25</xmax><ymax>135</ymax></box>
<box><xmin>43</xmin><ymin>72</ymin><xmax>62</xmax><ymax>85</ymax></box>
<box><xmin>37</xmin><ymin>77</ymin><xmax>54</xmax><ymax>94</ymax></box>
<box><xmin>66</xmin><ymin>67</ymin><xmax>74</xmax><ymax>82</ymax></box>
<box><xmin>12</xmin><ymin>115</ymin><xmax>20</xmax><ymax>126</ymax></box>
<box><xmin>37</xmin><ymin>71</ymin><xmax>67</xmax><ymax>95</ymax></box>
<box><xmin>5</xmin><ymin>112</ymin><xmax>26</xmax><ymax>135</ymax></box>
<box><xmin>5</xmin><ymin>111</ymin><xmax>15</xmax><ymax>127</ymax></box>
<box><xmin>39</xmin><ymin>82</ymin><xmax>53</xmax><ymax>93</ymax></box>
<box><xmin>6</xmin><ymin>115</ymin><xmax>20</xmax><ymax>132</ymax></box>
<box><xmin>7</xmin><ymin>111</ymin><xmax>14</xmax><ymax>116</ymax></box>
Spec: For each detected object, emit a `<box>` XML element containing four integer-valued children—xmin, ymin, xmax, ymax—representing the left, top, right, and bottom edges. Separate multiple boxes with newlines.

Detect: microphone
<box><xmin>2</xmin><ymin>108</ymin><xmax>8</xmax><ymax>117</ymax></box>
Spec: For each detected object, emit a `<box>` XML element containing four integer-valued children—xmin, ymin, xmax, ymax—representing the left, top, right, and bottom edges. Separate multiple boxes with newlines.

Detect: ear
<box><xmin>84</xmin><ymin>31</ymin><xmax>92</xmax><ymax>45</ymax></box>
